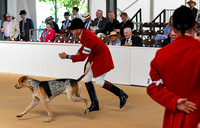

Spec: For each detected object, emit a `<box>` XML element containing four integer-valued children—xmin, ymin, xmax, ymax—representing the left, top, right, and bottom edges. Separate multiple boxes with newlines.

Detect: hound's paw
<box><xmin>84</xmin><ymin>109</ymin><xmax>88</xmax><ymax>115</ymax></box>
<box><xmin>43</xmin><ymin>117</ymin><xmax>52</xmax><ymax>123</ymax></box>
<box><xmin>16</xmin><ymin>114</ymin><xmax>23</xmax><ymax>118</ymax></box>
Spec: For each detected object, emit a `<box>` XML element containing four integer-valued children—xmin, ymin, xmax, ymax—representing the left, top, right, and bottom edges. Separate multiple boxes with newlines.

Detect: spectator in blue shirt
<box><xmin>155</xmin><ymin>16</ymin><xmax>173</xmax><ymax>41</ymax></box>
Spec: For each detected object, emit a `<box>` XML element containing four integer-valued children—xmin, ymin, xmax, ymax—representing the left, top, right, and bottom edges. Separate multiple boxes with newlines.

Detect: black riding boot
<box><xmin>85</xmin><ymin>81</ymin><xmax>99</xmax><ymax>112</ymax></box>
<box><xmin>103</xmin><ymin>81</ymin><xmax>128</xmax><ymax>109</ymax></box>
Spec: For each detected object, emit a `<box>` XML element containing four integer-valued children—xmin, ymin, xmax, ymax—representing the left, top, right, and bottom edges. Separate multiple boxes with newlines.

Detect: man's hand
<box><xmin>198</xmin><ymin>123</ymin><xmax>200</xmax><ymax>128</ymax></box>
<box><xmin>114</xmin><ymin>29</ymin><xmax>120</xmax><ymax>32</ymax></box>
<box><xmin>59</xmin><ymin>52</ymin><xmax>68</xmax><ymax>59</ymax></box>
<box><xmin>176</xmin><ymin>98</ymin><xmax>197</xmax><ymax>113</ymax></box>
<box><xmin>63</xmin><ymin>26</ymin><xmax>67</xmax><ymax>29</ymax></box>
<box><xmin>91</xmin><ymin>29</ymin><xmax>96</xmax><ymax>33</ymax></box>
<box><xmin>123</xmin><ymin>43</ymin><xmax>132</xmax><ymax>46</ymax></box>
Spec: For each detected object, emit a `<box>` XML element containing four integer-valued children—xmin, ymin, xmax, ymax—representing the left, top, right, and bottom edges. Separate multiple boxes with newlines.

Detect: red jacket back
<box><xmin>147</xmin><ymin>35</ymin><xmax>200</xmax><ymax>128</ymax></box>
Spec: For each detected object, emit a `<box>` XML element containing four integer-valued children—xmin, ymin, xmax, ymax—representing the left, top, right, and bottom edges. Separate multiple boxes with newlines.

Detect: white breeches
<box><xmin>84</xmin><ymin>62</ymin><xmax>106</xmax><ymax>87</ymax></box>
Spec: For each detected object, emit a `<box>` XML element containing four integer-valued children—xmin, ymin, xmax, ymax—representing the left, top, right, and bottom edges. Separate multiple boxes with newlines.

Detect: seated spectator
<box><xmin>107</xmin><ymin>31</ymin><xmax>121</xmax><ymax>46</ymax></box>
<box><xmin>194</xmin><ymin>30</ymin><xmax>200</xmax><ymax>41</ymax></box>
<box><xmin>72</xmin><ymin>7</ymin><xmax>84</xmax><ymax>21</ymax></box>
<box><xmin>61</xmin><ymin>12</ymin><xmax>71</xmax><ymax>30</ymax></box>
<box><xmin>161</xmin><ymin>29</ymin><xmax>177</xmax><ymax>47</ymax></box>
<box><xmin>155</xmin><ymin>16</ymin><xmax>173</xmax><ymax>41</ymax></box>
<box><xmin>106</xmin><ymin>11</ymin><xmax>120</xmax><ymax>35</ymax></box>
<box><xmin>90</xmin><ymin>9</ymin><xmax>108</xmax><ymax>34</ymax></box>
<box><xmin>45</xmin><ymin>16</ymin><xmax>60</xmax><ymax>33</ymax></box>
<box><xmin>1</xmin><ymin>13</ymin><xmax>20</xmax><ymax>41</ymax></box>
<box><xmin>40</xmin><ymin>21</ymin><xmax>55</xmax><ymax>42</ymax></box>
<box><xmin>84</xmin><ymin>12</ymin><xmax>93</xmax><ymax>30</ymax></box>
<box><xmin>115</xmin><ymin>12</ymin><xmax>133</xmax><ymax>38</ymax></box>
<box><xmin>121</xmin><ymin>28</ymin><xmax>142</xmax><ymax>46</ymax></box>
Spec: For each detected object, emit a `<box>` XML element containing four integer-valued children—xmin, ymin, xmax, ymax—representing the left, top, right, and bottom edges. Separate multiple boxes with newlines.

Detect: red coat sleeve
<box><xmin>71</xmin><ymin>39</ymin><xmax>94</xmax><ymax>62</ymax></box>
<box><xmin>147</xmin><ymin>52</ymin><xmax>180</xmax><ymax>112</ymax></box>
<box><xmin>78</xmin><ymin>46</ymin><xmax>84</xmax><ymax>54</ymax></box>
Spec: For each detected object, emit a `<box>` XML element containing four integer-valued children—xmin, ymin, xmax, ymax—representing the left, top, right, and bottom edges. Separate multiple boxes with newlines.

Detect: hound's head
<box><xmin>15</xmin><ymin>76</ymin><xmax>29</xmax><ymax>89</ymax></box>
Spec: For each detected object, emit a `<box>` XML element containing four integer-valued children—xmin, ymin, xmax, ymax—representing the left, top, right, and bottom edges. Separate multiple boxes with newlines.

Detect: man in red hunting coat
<box><xmin>59</xmin><ymin>18</ymin><xmax>128</xmax><ymax>112</ymax></box>
<box><xmin>147</xmin><ymin>6</ymin><xmax>200</xmax><ymax>128</ymax></box>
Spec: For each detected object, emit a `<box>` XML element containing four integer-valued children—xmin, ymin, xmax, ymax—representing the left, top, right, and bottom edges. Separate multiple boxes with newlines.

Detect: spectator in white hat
<box><xmin>83</xmin><ymin>12</ymin><xmax>93</xmax><ymax>30</ymax></box>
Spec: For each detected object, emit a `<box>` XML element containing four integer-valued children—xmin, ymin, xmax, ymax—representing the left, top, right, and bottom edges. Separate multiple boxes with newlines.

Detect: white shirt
<box><xmin>74</xmin><ymin>13</ymin><xmax>84</xmax><ymax>21</ymax></box>
<box><xmin>125</xmin><ymin>36</ymin><xmax>132</xmax><ymax>45</ymax></box>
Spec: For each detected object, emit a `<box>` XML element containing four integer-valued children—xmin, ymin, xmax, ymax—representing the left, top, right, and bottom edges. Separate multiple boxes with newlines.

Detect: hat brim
<box><xmin>84</xmin><ymin>16</ymin><xmax>91</xmax><ymax>20</ymax></box>
<box><xmin>69</xmin><ymin>26</ymin><xmax>75</xmax><ymax>30</ymax></box>
<box><xmin>107</xmin><ymin>34</ymin><xmax>121</xmax><ymax>40</ymax></box>
<box><xmin>19</xmin><ymin>12</ymin><xmax>26</xmax><ymax>15</ymax></box>
<box><xmin>187</xmin><ymin>1</ymin><xmax>196</xmax><ymax>5</ymax></box>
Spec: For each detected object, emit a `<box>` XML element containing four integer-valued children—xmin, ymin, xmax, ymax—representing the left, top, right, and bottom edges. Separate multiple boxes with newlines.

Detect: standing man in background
<box><xmin>19</xmin><ymin>10</ymin><xmax>34</xmax><ymax>41</ymax></box>
<box><xmin>1</xmin><ymin>13</ymin><xmax>20</xmax><ymax>41</ymax></box>
<box><xmin>187</xmin><ymin>0</ymin><xmax>198</xmax><ymax>18</ymax></box>
<box><xmin>72</xmin><ymin>7</ymin><xmax>84</xmax><ymax>21</ymax></box>
<box><xmin>61</xmin><ymin>12</ymin><xmax>71</xmax><ymax>30</ymax></box>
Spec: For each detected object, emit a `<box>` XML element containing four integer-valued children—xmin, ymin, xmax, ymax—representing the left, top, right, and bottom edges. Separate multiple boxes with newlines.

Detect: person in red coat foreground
<box><xmin>59</xmin><ymin>18</ymin><xmax>128</xmax><ymax>112</ymax></box>
<box><xmin>147</xmin><ymin>6</ymin><xmax>200</xmax><ymax>128</ymax></box>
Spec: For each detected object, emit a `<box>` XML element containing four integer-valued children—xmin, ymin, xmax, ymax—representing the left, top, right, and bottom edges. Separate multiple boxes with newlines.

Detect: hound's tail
<box><xmin>77</xmin><ymin>62</ymin><xmax>93</xmax><ymax>82</ymax></box>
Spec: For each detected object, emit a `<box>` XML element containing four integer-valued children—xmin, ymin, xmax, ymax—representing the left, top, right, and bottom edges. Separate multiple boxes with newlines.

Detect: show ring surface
<box><xmin>0</xmin><ymin>73</ymin><xmax>163</xmax><ymax>128</ymax></box>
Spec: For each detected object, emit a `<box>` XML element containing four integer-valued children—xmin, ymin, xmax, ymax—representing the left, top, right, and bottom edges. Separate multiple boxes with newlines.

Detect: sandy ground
<box><xmin>0</xmin><ymin>73</ymin><xmax>164</xmax><ymax>128</ymax></box>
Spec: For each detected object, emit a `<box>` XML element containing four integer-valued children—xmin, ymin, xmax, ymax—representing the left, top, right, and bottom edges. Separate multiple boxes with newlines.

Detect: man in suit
<box><xmin>83</xmin><ymin>12</ymin><xmax>93</xmax><ymax>30</ymax></box>
<box><xmin>1</xmin><ymin>13</ymin><xmax>20</xmax><ymax>41</ymax></box>
<box><xmin>105</xmin><ymin>11</ymin><xmax>120</xmax><ymax>36</ymax></box>
<box><xmin>19</xmin><ymin>10</ymin><xmax>34</xmax><ymax>41</ymax></box>
<box><xmin>115</xmin><ymin>12</ymin><xmax>133</xmax><ymax>38</ymax></box>
<box><xmin>61</xmin><ymin>12</ymin><xmax>71</xmax><ymax>30</ymax></box>
<box><xmin>121</xmin><ymin>27</ymin><xmax>142</xmax><ymax>46</ymax></box>
<box><xmin>90</xmin><ymin>10</ymin><xmax>108</xmax><ymax>35</ymax></box>
<box><xmin>187</xmin><ymin>0</ymin><xmax>198</xmax><ymax>18</ymax></box>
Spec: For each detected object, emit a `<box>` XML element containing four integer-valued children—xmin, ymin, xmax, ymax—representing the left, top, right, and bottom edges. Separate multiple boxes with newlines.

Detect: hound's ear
<box><xmin>19</xmin><ymin>76</ymin><xmax>28</xmax><ymax>83</ymax></box>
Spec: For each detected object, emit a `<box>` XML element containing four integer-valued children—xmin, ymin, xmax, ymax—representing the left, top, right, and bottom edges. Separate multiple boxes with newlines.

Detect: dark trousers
<box><xmin>4</xmin><ymin>36</ymin><xmax>10</xmax><ymax>41</ymax></box>
<box><xmin>20</xmin><ymin>35</ymin><xmax>29</xmax><ymax>41</ymax></box>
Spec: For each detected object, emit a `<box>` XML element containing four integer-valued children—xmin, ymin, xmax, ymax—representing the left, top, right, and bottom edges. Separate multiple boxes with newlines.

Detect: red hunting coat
<box><xmin>71</xmin><ymin>29</ymin><xmax>114</xmax><ymax>78</ymax></box>
<box><xmin>40</xmin><ymin>28</ymin><xmax>55</xmax><ymax>42</ymax></box>
<box><xmin>147</xmin><ymin>35</ymin><xmax>200</xmax><ymax>128</ymax></box>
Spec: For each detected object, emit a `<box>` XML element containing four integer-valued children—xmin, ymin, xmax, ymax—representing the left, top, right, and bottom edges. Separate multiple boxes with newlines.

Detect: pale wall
<box><xmin>90</xmin><ymin>0</ymin><xmax>188</xmax><ymax>22</ymax></box>
<box><xmin>7</xmin><ymin>0</ymin><xmax>37</xmax><ymax>28</ymax></box>
<box><xmin>0</xmin><ymin>41</ymin><xmax>158</xmax><ymax>86</ymax></box>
